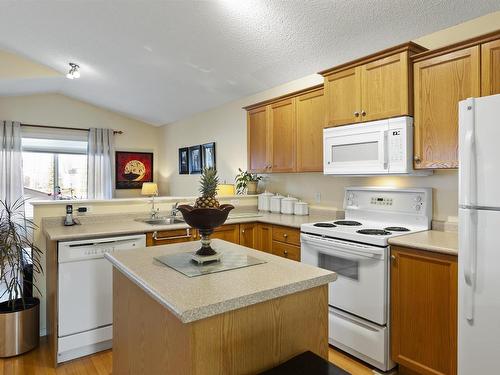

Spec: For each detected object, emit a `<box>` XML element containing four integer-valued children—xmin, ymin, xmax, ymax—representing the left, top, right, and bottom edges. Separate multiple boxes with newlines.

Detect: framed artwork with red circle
<box><xmin>115</xmin><ymin>151</ymin><xmax>154</xmax><ymax>189</ymax></box>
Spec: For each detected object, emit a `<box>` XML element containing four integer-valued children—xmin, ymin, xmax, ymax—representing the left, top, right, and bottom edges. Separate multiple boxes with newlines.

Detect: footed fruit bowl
<box><xmin>177</xmin><ymin>204</ymin><xmax>234</xmax><ymax>262</ymax></box>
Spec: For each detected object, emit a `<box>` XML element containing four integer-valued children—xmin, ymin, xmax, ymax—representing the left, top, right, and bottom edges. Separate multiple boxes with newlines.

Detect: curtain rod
<box><xmin>20</xmin><ymin>123</ymin><xmax>124</xmax><ymax>135</ymax></box>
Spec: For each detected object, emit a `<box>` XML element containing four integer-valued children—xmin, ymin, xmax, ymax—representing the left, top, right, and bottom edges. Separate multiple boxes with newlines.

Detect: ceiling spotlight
<box><xmin>66</xmin><ymin>63</ymin><xmax>80</xmax><ymax>79</ymax></box>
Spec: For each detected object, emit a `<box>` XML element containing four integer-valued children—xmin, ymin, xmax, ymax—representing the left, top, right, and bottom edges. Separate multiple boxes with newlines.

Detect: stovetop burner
<box><xmin>384</xmin><ymin>226</ymin><xmax>410</xmax><ymax>232</ymax></box>
<box><xmin>357</xmin><ymin>229</ymin><xmax>392</xmax><ymax>236</ymax></box>
<box><xmin>313</xmin><ymin>223</ymin><xmax>336</xmax><ymax>228</ymax></box>
<box><xmin>334</xmin><ymin>220</ymin><xmax>362</xmax><ymax>226</ymax></box>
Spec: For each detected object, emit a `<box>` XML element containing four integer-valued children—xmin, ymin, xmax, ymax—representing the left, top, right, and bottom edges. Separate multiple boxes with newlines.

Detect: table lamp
<box><xmin>217</xmin><ymin>183</ymin><xmax>235</xmax><ymax>197</ymax></box>
<box><xmin>142</xmin><ymin>182</ymin><xmax>159</xmax><ymax>219</ymax></box>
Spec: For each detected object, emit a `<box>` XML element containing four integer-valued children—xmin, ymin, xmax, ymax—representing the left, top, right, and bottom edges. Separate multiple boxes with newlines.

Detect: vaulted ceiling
<box><xmin>0</xmin><ymin>1</ymin><xmax>498</xmax><ymax>125</ymax></box>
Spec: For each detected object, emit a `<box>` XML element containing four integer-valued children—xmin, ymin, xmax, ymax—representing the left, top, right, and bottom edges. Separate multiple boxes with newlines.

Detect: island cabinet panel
<box><xmin>146</xmin><ymin>228</ymin><xmax>195</xmax><ymax>246</ymax></box>
<box><xmin>413</xmin><ymin>46</ymin><xmax>480</xmax><ymax>169</ymax></box>
<box><xmin>324</xmin><ymin>67</ymin><xmax>361</xmax><ymax>127</ymax></box>
<box><xmin>360</xmin><ymin>52</ymin><xmax>410</xmax><ymax>121</ymax></box>
<box><xmin>296</xmin><ymin>87</ymin><xmax>325</xmax><ymax>172</ymax></box>
<box><xmin>481</xmin><ymin>38</ymin><xmax>500</xmax><ymax>96</ymax></box>
<box><xmin>247</xmin><ymin>105</ymin><xmax>270</xmax><ymax>173</ymax></box>
<box><xmin>210</xmin><ymin>224</ymin><xmax>240</xmax><ymax>244</ymax></box>
<box><xmin>391</xmin><ymin>246</ymin><xmax>457</xmax><ymax>375</ymax></box>
<box><xmin>239</xmin><ymin>222</ymin><xmax>258</xmax><ymax>248</ymax></box>
<box><xmin>269</xmin><ymin>98</ymin><xmax>296</xmax><ymax>173</ymax></box>
<box><xmin>113</xmin><ymin>269</ymin><xmax>329</xmax><ymax>375</ymax></box>
<box><xmin>255</xmin><ymin>223</ymin><xmax>273</xmax><ymax>253</ymax></box>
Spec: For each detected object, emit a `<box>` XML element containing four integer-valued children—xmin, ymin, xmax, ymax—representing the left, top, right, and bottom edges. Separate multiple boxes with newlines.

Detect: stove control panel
<box><xmin>370</xmin><ymin>197</ymin><xmax>393</xmax><ymax>206</ymax></box>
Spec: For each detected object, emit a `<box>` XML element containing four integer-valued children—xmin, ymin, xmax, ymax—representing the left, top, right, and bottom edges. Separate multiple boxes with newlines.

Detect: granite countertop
<box><xmin>388</xmin><ymin>230</ymin><xmax>458</xmax><ymax>256</ymax></box>
<box><xmin>105</xmin><ymin>239</ymin><xmax>336</xmax><ymax>323</ymax></box>
<box><xmin>43</xmin><ymin>210</ymin><xmax>340</xmax><ymax>241</ymax></box>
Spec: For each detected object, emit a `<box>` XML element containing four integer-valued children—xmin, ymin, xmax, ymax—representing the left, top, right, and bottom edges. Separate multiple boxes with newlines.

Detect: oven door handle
<box><xmin>301</xmin><ymin>235</ymin><xmax>384</xmax><ymax>259</ymax></box>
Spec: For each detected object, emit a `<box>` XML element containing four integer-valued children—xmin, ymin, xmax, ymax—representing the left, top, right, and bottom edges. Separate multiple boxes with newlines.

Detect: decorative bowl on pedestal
<box><xmin>176</xmin><ymin>204</ymin><xmax>234</xmax><ymax>264</ymax></box>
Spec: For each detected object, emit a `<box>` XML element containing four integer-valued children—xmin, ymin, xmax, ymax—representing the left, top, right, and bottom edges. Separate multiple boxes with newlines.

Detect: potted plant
<box><xmin>235</xmin><ymin>168</ymin><xmax>262</xmax><ymax>195</ymax></box>
<box><xmin>0</xmin><ymin>198</ymin><xmax>43</xmax><ymax>357</ymax></box>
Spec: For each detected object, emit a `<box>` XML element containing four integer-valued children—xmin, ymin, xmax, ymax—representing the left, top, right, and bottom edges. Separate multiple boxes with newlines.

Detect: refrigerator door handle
<box><xmin>462</xmin><ymin>209</ymin><xmax>477</xmax><ymax>321</ymax></box>
<box><xmin>460</xmin><ymin>99</ymin><xmax>476</xmax><ymax>207</ymax></box>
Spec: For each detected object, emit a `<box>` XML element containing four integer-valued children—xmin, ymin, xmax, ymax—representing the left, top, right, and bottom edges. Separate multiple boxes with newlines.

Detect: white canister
<box><xmin>294</xmin><ymin>201</ymin><xmax>309</xmax><ymax>216</ymax></box>
<box><xmin>270</xmin><ymin>194</ymin><xmax>284</xmax><ymax>213</ymax></box>
<box><xmin>281</xmin><ymin>196</ymin><xmax>298</xmax><ymax>215</ymax></box>
<box><xmin>258</xmin><ymin>191</ymin><xmax>274</xmax><ymax>212</ymax></box>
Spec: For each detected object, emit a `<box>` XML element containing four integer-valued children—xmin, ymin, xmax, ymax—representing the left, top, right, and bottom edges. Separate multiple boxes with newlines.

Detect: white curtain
<box><xmin>87</xmin><ymin>128</ymin><xmax>114</xmax><ymax>199</ymax></box>
<box><xmin>0</xmin><ymin>121</ymin><xmax>24</xmax><ymax>206</ymax></box>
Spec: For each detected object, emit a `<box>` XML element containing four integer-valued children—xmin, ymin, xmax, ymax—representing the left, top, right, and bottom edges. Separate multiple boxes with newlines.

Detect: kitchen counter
<box><xmin>106</xmin><ymin>239</ymin><xmax>336</xmax><ymax>374</ymax></box>
<box><xmin>388</xmin><ymin>230</ymin><xmax>458</xmax><ymax>256</ymax></box>
<box><xmin>105</xmin><ymin>239</ymin><xmax>336</xmax><ymax>323</ymax></box>
<box><xmin>42</xmin><ymin>210</ymin><xmax>340</xmax><ymax>241</ymax></box>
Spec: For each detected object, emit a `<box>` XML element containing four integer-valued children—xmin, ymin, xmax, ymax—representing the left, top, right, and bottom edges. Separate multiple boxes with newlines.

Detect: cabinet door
<box><xmin>210</xmin><ymin>224</ymin><xmax>240</xmax><ymax>244</ymax></box>
<box><xmin>269</xmin><ymin>98</ymin><xmax>296</xmax><ymax>172</ymax></box>
<box><xmin>324</xmin><ymin>67</ymin><xmax>361</xmax><ymax>127</ymax></box>
<box><xmin>247</xmin><ymin>105</ymin><xmax>269</xmax><ymax>173</ymax></box>
<box><xmin>146</xmin><ymin>228</ymin><xmax>195</xmax><ymax>246</ymax></box>
<box><xmin>255</xmin><ymin>224</ymin><xmax>273</xmax><ymax>253</ymax></box>
<box><xmin>296</xmin><ymin>88</ymin><xmax>325</xmax><ymax>172</ymax></box>
<box><xmin>361</xmin><ymin>52</ymin><xmax>410</xmax><ymax>121</ymax></box>
<box><xmin>481</xmin><ymin>39</ymin><xmax>500</xmax><ymax>96</ymax></box>
<box><xmin>239</xmin><ymin>222</ymin><xmax>257</xmax><ymax>248</ymax></box>
<box><xmin>413</xmin><ymin>46</ymin><xmax>480</xmax><ymax>169</ymax></box>
<box><xmin>391</xmin><ymin>247</ymin><xmax>457</xmax><ymax>375</ymax></box>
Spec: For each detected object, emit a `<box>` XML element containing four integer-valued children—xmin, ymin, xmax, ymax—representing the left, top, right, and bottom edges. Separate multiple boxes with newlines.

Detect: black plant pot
<box><xmin>177</xmin><ymin>204</ymin><xmax>234</xmax><ymax>256</ymax></box>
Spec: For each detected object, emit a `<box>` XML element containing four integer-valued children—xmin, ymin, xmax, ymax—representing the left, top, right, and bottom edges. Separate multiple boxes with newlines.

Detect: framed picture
<box><xmin>189</xmin><ymin>145</ymin><xmax>202</xmax><ymax>174</ymax></box>
<box><xmin>202</xmin><ymin>142</ymin><xmax>216</xmax><ymax>170</ymax></box>
<box><xmin>178</xmin><ymin>147</ymin><xmax>189</xmax><ymax>174</ymax></box>
<box><xmin>115</xmin><ymin>151</ymin><xmax>153</xmax><ymax>189</ymax></box>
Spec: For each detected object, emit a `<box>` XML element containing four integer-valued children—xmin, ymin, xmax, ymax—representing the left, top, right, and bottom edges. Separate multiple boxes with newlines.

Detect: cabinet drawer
<box><xmin>272</xmin><ymin>241</ymin><xmax>300</xmax><ymax>262</ymax></box>
<box><xmin>272</xmin><ymin>225</ymin><xmax>300</xmax><ymax>246</ymax></box>
<box><xmin>146</xmin><ymin>228</ymin><xmax>194</xmax><ymax>246</ymax></box>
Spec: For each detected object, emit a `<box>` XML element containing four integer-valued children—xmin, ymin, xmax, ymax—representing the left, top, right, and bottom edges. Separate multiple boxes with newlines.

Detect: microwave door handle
<box><xmin>383</xmin><ymin>130</ymin><xmax>389</xmax><ymax>170</ymax></box>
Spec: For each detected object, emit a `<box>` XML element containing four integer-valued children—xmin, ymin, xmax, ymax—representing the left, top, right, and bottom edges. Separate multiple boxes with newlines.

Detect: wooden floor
<box><xmin>0</xmin><ymin>338</ymin><xmax>391</xmax><ymax>375</ymax></box>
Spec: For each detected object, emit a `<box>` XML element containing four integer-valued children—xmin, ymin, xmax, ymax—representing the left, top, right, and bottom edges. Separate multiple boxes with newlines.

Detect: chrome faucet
<box><xmin>170</xmin><ymin>202</ymin><xmax>180</xmax><ymax>217</ymax></box>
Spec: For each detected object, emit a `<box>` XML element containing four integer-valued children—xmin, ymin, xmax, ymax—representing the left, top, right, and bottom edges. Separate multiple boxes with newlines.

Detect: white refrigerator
<box><xmin>459</xmin><ymin>93</ymin><xmax>500</xmax><ymax>374</ymax></box>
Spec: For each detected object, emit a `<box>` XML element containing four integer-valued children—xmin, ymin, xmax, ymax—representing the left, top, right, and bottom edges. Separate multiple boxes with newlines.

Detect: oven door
<box><xmin>301</xmin><ymin>233</ymin><xmax>388</xmax><ymax>325</ymax></box>
<box><xmin>324</xmin><ymin>120</ymin><xmax>389</xmax><ymax>175</ymax></box>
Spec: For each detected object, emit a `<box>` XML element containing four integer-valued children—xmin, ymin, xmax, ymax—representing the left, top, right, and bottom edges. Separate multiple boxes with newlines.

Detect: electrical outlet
<box><xmin>315</xmin><ymin>192</ymin><xmax>321</xmax><ymax>203</ymax></box>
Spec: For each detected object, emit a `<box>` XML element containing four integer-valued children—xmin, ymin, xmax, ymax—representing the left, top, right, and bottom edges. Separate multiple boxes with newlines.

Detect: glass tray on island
<box><xmin>155</xmin><ymin>249</ymin><xmax>266</xmax><ymax>278</ymax></box>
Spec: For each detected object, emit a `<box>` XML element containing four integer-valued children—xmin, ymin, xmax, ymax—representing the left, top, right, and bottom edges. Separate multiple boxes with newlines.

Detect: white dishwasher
<box><xmin>57</xmin><ymin>234</ymin><xmax>146</xmax><ymax>363</ymax></box>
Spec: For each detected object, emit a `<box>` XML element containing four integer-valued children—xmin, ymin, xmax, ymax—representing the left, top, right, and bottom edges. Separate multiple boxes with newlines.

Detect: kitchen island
<box><xmin>105</xmin><ymin>239</ymin><xmax>336</xmax><ymax>375</ymax></box>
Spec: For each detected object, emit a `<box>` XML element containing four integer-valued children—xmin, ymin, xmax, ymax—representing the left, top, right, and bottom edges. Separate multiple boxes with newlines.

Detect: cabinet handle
<box><xmin>153</xmin><ymin>229</ymin><xmax>191</xmax><ymax>241</ymax></box>
<box><xmin>414</xmin><ymin>156</ymin><xmax>421</xmax><ymax>164</ymax></box>
<box><xmin>361</xmin><ymin>110</ymin><xmax>366</xmax><ymax>117</ymax></box>
<box><xmin>284</xmin><ymin>250</ymin><xmax>288</xmax><ymax>255</ymax></box>
<box><xmin>354</xmin><ymin>111</ymin><xmax>360</xmax><ymax>117</ymax></box>
<box><xmin>241</xmin><ymin>229</ymin><xmax>245</xmax><ymax>234</ymax></box>
<box><xmin>283</xmin><ymin>233</ymin><xmax>288</xmax><ymax>238</ymax></box>
<box><xmin>391</xmin><ymin>255</ymin><xmax>396</xmax><ymax>262</ymax></box>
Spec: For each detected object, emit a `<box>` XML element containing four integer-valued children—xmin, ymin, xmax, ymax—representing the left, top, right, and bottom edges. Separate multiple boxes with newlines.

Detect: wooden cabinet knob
<box><xmin>361</xmin><ymin>110</ymin><xmax>366</xmax><ymax>117</ymax></box>
<box><xmin>414</xmin><ymin>156</ymin><xmax>421</xmax><ymax>164</ymax></box>
<box><xmin>283</xmin><ymin>233</ymin><xmax>288</xmax><ymax>238</ymax></box>
<box><xmin>241</xmin><ymin>229</ymin><xmax>245</xmax><ymax>234</ymax></box>
<box><xmin>284</xmin><ymin>250</ymin><xmax>288</xmax><ymax>256</ymax></box>
<box><xmin>354</xmin><ymin>111</ymin><xmax>360</xmax><ymax>117</ymax></box>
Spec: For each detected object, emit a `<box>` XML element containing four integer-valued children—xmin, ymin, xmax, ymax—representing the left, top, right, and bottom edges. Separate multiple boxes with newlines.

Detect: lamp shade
<box><xmin>141</xmin><ymin>182</ymin><xmax>158</xmax><ymax>196</ymax></box>
<box><xmin>217</xmin><ymin>183</ymin><xmax>235</xmax><ymax>197</ymax></box>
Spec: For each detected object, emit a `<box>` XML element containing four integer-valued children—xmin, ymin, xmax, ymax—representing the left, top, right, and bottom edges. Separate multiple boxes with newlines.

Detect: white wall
<box><xmin>0</xmin><ymin>93</ymin><xmax>161</xmax><ymax>198</ymax></box>
<box><xmin>159</xmin><ymin>12</ymin><xmax>500</xmax><ymax>222</ymax></box>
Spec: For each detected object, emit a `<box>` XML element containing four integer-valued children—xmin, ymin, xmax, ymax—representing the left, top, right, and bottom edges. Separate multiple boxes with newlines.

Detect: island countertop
<box><xmin>105</xmin><ymin>239</ymin><xmax>336</xmax><ymax>323</ymax></box>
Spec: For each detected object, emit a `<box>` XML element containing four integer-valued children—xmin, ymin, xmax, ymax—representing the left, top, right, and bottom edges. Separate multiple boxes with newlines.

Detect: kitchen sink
<box><xmin>136</xmin><ymin>217</ymin><xmax>184</xmax><ymax>225</ymax></box>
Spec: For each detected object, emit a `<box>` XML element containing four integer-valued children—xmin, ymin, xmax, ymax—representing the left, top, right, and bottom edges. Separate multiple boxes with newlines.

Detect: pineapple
<box><xmin>194</xmin><ymin>168</ymin><xmax>220</xmax><ymax>208</ymax></box>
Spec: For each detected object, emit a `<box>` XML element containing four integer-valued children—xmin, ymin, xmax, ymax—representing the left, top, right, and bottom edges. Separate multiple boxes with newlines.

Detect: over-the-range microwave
<box><xmin>323</xmin><ymin>116</ymin><xmax>431</xmax><ymax>176</ymax></box>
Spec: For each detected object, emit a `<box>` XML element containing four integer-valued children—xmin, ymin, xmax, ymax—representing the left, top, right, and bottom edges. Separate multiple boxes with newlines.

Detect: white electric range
<box><xmin>300</xmin><ymin>187</ymin><xmax>432</xmax><ymax>371</ymax></box>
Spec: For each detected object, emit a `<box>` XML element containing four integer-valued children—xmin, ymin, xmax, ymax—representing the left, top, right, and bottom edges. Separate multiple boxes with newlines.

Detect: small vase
<box><xmin>246</xmin><ymin>181</ymin><xmax>258</xmax><ymax>195</ymax></box>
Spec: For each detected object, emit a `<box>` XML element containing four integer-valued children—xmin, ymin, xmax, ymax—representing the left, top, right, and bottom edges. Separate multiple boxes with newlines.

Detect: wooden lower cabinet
<box><xmin>271</xmin><ymin>241</ymin><xmax>300</xmax><ymax>262</ymax></box>
<box><xmin>146</xmin><ymin>228</ymin><xmax>196</xmax><ymax>246</ymax></box>
<box><xmin>391</xmin><ymin>246</ymin><xmax>457</xmax><ymax>375</ymax></box>
<box><xmin>146</xmin><ymin>223</ymin><xmax>302</xmax><ymax>262</ymax></box>
<box><xmin>210</xmin><ymin>224</ymin><xmax>240</xmax><ymax>244</ymax></box>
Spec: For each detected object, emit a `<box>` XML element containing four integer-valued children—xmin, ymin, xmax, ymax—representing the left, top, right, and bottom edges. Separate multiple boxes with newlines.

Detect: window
<box><xmin>21</xmin><ymin>127</ymin><xmax>89</xmax><ymax>216</ymax></box>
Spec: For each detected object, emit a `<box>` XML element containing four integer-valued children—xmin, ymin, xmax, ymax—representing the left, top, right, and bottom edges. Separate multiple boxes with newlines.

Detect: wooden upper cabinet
<box><xmin>324</xmin><ymin>67</ymin><xmax>361</xmax><ymax>126</ymax></box>
<box><xmin>360</xmin><ymin>52</ymin><xmax>410</xmax><ymax>121</ymax></box>
<box><xmin>481</xmin><ymin>38</ymin><xmax>500</xmax><ymax>96</ymax></box>
<box><xmin>296</xmin><ymin>87</ymin><xmax>325</xmax><ymax>172</ymax></box>
<box><xmin>247</xmin><ymin>105</ymin><xmax>269</xmax><ymax>173</ymax></box>
<box><xmin>269</xmin><ymin>98</ymin><xmax>296</xmax><ymax>173</ymax></box>
<box><xmin>321</xmin><ymin>43</ymin><xmax>426</xmax><ymax>127</ymax></box>
<box><xmin>413</xmin><ymin>46</ymin><xmax>480</xmax><ymax>169</ymax></box>
<box><xmin>391</xmin><ymin>246</ymin><xmax>457</xmax><ymax>375</ymax></box>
